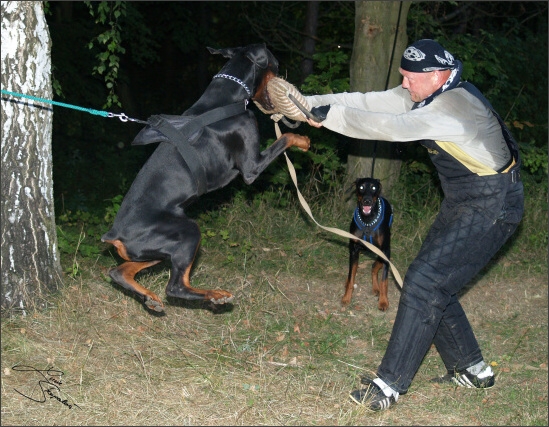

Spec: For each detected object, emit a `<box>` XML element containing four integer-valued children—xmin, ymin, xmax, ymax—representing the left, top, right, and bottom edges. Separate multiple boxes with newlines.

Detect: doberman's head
<box><xmin>207</xmin><ymin>44</ymin><xmax>279</xmax><ymax>110</ymax></box>
<box><xmin>355</xmin><ymin>177</ymin><xmax>382</xmax><ymax>217</ymax></box>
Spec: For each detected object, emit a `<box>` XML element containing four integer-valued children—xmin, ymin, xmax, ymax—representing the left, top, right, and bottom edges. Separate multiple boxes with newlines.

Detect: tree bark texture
<box><xmin>347</xmin><ymin>1</ymin><xmax>411</xmax><ymax>197</ymax></box>
<box><xmin>1</xmin><ymin>1</ymin><xmax>62</xmax><ymax>315</ymax></box>
<box><xmin>300</xmin><ymin>0</ymin><xmax>319</xmax><ymax>83</ymax></box>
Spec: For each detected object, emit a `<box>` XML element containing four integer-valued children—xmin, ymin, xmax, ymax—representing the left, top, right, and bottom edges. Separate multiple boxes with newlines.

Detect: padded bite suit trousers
<box><xmin>377</xmin><ymin>171</ymin><xmax>524</xmax><ymax>394</ymax></box>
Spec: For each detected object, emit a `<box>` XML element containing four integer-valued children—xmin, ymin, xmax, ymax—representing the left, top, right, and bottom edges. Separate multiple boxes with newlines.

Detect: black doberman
<box><xmin>343</xmin><ymin>178</ymin><xmax>393</xmax><ymax>311</ymax></box>
<box><xmin>102</xmin><ymin>44</ymin><xmax>310</xmax><ymax>312</ymax></box>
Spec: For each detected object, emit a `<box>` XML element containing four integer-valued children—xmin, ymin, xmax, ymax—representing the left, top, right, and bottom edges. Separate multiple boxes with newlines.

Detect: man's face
<box><xmin>399</xmin><ymin>67</ymin><xmax>439</xmax><ymax>103</ymax></box>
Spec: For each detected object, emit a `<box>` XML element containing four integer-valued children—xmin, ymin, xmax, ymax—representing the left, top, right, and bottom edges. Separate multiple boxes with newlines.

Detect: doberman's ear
<box><xmin>245</xmin><ymin>43</ymin><xmax>278</xmax><ymax>69</ymax></box>
<box><xmin>207</xmin><ymin>46</ymin><xmax>241</xmax><ymax>58</ymax></box>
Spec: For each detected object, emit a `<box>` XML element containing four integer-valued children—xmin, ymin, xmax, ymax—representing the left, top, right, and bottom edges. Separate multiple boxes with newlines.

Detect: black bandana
<box><xmin>401</xmin><ymin>39</ymin><xmax>457</xmax><ymax>72</ymax></box>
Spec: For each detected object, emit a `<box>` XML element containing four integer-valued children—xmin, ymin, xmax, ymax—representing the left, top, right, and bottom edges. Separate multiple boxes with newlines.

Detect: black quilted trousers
<box><xmin>377</xmin><ymin>171</ymin><xmax>524</xmax><ymax>394</ymax></box>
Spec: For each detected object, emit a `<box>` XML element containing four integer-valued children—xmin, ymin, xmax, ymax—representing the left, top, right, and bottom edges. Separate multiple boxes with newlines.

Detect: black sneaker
<box><xmin>349</xmin><ymin>379</ymin><xmax>396</xmax><ymax>411</ymax></box>
<box><xmin>430</xmin><ymin>366</ymin><xmax>495</xmax><ymax>389</ymax></box>
<box><xmin>452</xmin><ymin>366</ymin><xmax>495</xmax><ymax>388</ymax></box>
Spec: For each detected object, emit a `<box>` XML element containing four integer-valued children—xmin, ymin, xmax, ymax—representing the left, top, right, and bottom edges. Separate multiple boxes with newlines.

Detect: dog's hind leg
<box><xmin>165</xmin><ymin>220</ymin><xmax>234</xmax><ymax>304</ymax></box>
<box><xmin>166</xmin><ymin>263</ymin><xmax>234</xmax><ymax>304</ymax></box>
<box><xmin>105</xmin><ymin>239</ymin><xmax>164</xmax><ymax>312</ymax></box>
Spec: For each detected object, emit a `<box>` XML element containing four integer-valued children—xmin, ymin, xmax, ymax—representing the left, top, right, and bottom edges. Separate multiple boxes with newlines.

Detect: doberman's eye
<box><xmin>359</xmin><ymin>185</ymin><xmax>364</xmax><ymax>191</ymax></box>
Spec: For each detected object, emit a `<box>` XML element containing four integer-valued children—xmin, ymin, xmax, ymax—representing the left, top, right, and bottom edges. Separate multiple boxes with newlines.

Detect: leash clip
<box><xmin>108</xmin><ymin>112</ymin><xmax>148</xmax><ymax>124</ymax></box>
<box><xmin>108</xmin><ymin>112</ymin><xmax>129</xmax><ymax>122</ymax></box>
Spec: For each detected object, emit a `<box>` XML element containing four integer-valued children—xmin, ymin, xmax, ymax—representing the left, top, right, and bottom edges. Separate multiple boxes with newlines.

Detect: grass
<box><xmin>1</xmin><ymin>174</ymin><xmax>547</xmax><ymax>426</ymax></box>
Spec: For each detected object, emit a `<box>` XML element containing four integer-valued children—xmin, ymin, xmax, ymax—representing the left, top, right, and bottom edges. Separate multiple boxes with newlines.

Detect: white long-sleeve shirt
<box><xmin>305</xmin><ymin>85</ymin><xmax>512</xmax><ymax>177</ymax></box>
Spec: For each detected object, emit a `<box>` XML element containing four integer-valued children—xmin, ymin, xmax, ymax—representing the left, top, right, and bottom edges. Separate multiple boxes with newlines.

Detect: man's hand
<box><xmin>306</xmin><ymin>105</ymin><xmax>330</xmax><ymax>128</ymax></box>
<box><xmin>307</xmin><ymin>117</ymin><xmax>323</xmax><ymax>128</ymax></box>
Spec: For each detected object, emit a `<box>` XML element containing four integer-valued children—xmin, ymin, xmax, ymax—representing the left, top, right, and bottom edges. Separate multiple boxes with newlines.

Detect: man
<box><xmin>304</xmin><ymin>39</ymin><xmax>524</xmax><ymax>411</ymax></box>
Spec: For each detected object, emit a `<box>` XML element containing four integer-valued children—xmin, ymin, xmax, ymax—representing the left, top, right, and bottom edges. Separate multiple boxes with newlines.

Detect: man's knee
<box><xmin>400</xmin><ymin>277</ymin><xmax>450</xmax><ymax>325</ymax></box>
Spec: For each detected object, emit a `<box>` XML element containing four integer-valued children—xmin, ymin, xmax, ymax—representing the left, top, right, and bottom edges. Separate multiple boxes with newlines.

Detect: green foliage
<box><xmin>520</xmin><ymin>140</ymin><xmax>548</xmax><ymax>180</ymax></box>
<box><xmin>301</xmin><ymin>50</ymin><xmax>350</xmax><ymax>95</ymax></box>
<box><xmin>85</xmin><ymin>1</ymin><xmax>127</xmax><ymax>109</ymax></box>
<box><xmin>57</xmin><ymin>209</ymin><xmax>103</xmax><ymax>246</ymax></box>
<box><xmin>55</xmin><ymin>193</ymin><xmax>131</xmax><ymax>276</ymax></box>
<box><xmin>56</xmin><ymin>209</ymin><xmax>105</xmax><ymax>277</ymax></box>
<box><xmin>103</xmin><ymin>194</ymin><xmax>123</xmax><ymax>224</ymax></box>
<box><xmin>255</xmin><ymin>131</ymin><xmax>346</xmax><ymax>198</ymax></box>
<box><xmin>42</xmin><ymin>1</ymin><xmax>51</xmax><ymax>15</ymax></box>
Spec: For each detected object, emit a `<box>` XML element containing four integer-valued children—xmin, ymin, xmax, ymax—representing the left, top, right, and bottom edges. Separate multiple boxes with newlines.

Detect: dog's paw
<box><xmin>210</xmin><ymin>295</ymin><xmax>234</xmax><ymax>305</ymax></box>
<box><xmin>377</xmin><ymin>301</ymin><xmax>389</xmax><ymax>311</ymax></box>
<box><xmin>144</xmin><ymin>295</ymin><xmax>165</xmax><ymax>312</ymax></box>
<box><xmin>285</xmin><ymin>133</ymin><xmax>310</xmax><ymax>152</ymax></box>
<box><xmin>296</xmin><ymin>135</ymin><xmax>311</xmax><ymax>152</ymax></box>
<box><xmin>341</xmin><ymin>292</ymin><xmax>353</xmax><ymax>306</ymax></box>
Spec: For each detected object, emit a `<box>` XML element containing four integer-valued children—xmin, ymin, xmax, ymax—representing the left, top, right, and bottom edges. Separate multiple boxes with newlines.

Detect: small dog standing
<box><xmin>342</xmin><ymin>178</ymin><xmax>393</xmax><ymax>311</ymax></box>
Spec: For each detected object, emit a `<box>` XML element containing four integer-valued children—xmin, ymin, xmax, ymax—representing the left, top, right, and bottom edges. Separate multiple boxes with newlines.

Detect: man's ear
<box><xmin>435</xmin><ymin>69</ymin><xmax>451</xmax><ymax>83</ymax></box>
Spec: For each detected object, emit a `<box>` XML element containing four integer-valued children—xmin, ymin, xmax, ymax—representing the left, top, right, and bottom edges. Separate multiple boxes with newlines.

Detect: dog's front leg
<box><xmin>281</xmin><ymin>132</ymin><xmax>311</xmax><ymax>152</ymax></box>
<box><xmin>240</xmin><ymin>133</ymin><xmax>310</xmax><ymax>184</ymax></box>
<box><xmin>372</xmin><ymin>259</ymin><xmax>389</xmax><ymax>311</ymax></box>
<box><xmin>342</xmin><ymin>239</ymin><xmax>361</xmax><ymax>305</ymax></box>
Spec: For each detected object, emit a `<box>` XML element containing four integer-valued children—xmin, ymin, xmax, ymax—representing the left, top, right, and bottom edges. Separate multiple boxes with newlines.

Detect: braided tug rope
<box><xmin>253</xmin><ymin>77</ymin><xmax>315</xmax><ymax>126</ymax></box>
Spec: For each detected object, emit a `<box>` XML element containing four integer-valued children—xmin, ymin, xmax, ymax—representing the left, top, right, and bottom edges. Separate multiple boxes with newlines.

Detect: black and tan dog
<box><xmin>342</xmin><ymin>178</ymin><xmax>393</xmax><ymax>311</ymax></box>
<box><xmin>102</xmin><ymin>44</ymin><xmax>310</xmax><ymax>312</ymax></box>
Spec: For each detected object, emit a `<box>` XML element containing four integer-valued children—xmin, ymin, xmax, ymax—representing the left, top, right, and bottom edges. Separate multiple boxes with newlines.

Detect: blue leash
<box><xmin>1</xmin><ymin>89</ymin><xmax>148</xmax><ymax>124</ymax></box>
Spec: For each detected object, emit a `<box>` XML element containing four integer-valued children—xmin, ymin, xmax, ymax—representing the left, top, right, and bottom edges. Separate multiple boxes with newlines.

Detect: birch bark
<box><xmin>1</xmin><ymin>1</ymin><xmax>62</xmax><ymax>314</ymax></box>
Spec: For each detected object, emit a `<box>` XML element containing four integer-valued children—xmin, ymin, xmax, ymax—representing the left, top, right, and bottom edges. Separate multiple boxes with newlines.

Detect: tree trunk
<box><xmin>1</xmin><ymin>1</ymin><xmax>62</xmax><ymax>315</ymax></box>
<box><xmin>347</xmin><ymin>1</ymin><xmax>411</xmax><ymax>197</ymax></box>
<box><xmin>301</xmin><ymin>0</ymin><xmax>319</xmax><ymax>83</ymax></box>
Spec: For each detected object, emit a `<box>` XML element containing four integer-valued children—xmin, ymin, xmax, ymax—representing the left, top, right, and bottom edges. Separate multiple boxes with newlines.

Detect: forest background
<box><xmin>46</xmin><ymin>1</ymin><xmax>547</xmax><ymax>225</ymax></box>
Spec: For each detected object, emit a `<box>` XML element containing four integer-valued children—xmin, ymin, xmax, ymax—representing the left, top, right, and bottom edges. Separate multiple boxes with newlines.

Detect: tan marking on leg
<box><xmin>168</xmin><ymin>244</ymin><xmax>234</xmax><ymax>304</ymax></box>
<box><xmin>378</xmin><ymin>277</ymin><xmax>389</xmax><ymax>311</ymax></box>
<box><xmin>342</xmin><ymin>260</ymin><xmax>359</xmax><ymax>305</ymax></box>
<box><xmin>105</xmin><ymin>239</ymin><xmax>164</xmax><ymax>311</ymax></box>
<box><xmin>281</xmin><ymin>133</ymin><xmax>310</xmax><ymax>152</ymax></box>
<box><xmin>372</xmin><ymin>260</ymin><xmax>382</xmax><ymax>296</ymax></box>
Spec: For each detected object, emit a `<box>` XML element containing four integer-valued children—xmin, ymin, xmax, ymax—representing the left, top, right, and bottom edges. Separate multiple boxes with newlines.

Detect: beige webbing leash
<box><xmin>273</xmin><ymin>122</ymin><xmax>403</xmax><ymax>288</ymax></box>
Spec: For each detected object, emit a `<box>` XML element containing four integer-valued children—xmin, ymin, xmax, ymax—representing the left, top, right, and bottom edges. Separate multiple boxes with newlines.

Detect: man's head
<box><xmin>398</xmin><ymin>39</ymin><xmax>457</xmax><ymax>103</ymax></box>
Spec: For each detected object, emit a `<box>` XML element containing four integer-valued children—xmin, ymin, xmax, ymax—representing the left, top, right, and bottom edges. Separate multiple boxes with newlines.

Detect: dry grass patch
<box><xmin>2</xmin><ymin>180</ymin><xmax>547</xmax><ymax>425</ymax></box>
<box><xmin>2</xmin><ymin>257</ymin><xmax>546</xmax><ymax>425</ymax></box>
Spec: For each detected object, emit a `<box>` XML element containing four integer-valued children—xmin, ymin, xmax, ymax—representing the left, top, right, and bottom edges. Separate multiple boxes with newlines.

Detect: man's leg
<box><xmin>431</xmin><ymin>217</ymin><xmax>521</xmax><ymax>387</ymax></box>
<box><xmin>351</xmin><ymin>199</ymin><xmax>513</xmax><ymax>408</ymax></box>
<box><xmin>432</xmin><ymin>295</ymin><xmax>483</xmax><ymax>372</ymax></box>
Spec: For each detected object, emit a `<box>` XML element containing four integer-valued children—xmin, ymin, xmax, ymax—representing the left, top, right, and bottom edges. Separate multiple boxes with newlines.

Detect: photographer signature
<box><xmin>12</xmin><ymin>364</ymin><xmax>81</xmax><ymax>410</ymax></box>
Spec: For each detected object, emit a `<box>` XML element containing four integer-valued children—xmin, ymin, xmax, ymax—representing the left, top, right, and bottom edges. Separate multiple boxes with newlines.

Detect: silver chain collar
<box><xmin>212</xmin><ymin>73</ymin><xmax>252</xmax><ymax>98</ymax></box>
<box><xmin>354</xmin><ymin>198</ymin><xmax>384</xmax><ymax>230</ymax></box>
